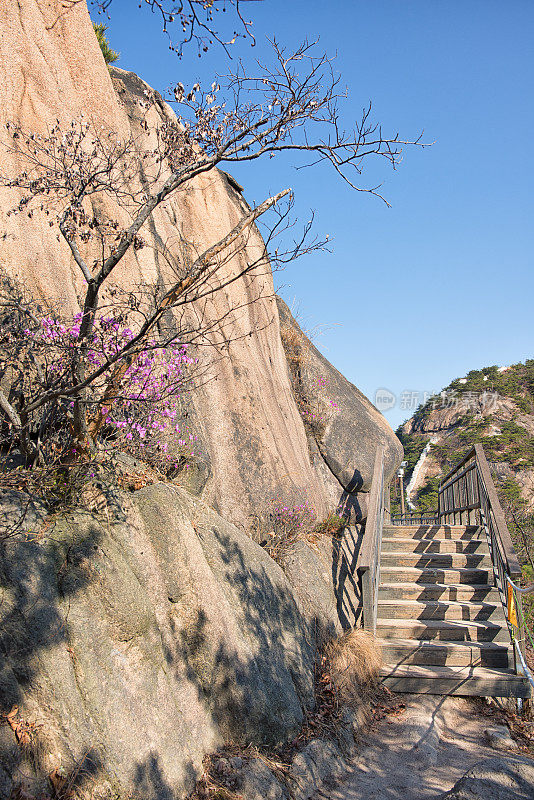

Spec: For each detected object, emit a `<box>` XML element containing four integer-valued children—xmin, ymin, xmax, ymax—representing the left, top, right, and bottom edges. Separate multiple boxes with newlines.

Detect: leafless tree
<box><xmin>0</xmin><ymin>39</ymin><xmax>428</xmax><ymax>470</ymax></box>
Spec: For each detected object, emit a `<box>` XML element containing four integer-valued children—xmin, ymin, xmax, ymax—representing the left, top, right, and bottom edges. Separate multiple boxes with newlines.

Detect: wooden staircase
<box><xmin>377</xmin><ymin>523</ymin><xmax>531</xmax><ymax>697</ymax></box>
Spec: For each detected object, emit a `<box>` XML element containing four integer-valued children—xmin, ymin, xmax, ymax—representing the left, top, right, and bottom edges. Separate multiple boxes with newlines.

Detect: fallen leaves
<box><xmin>470</xmin><ymin>697</ymin><xmax>533</xmax><ymax>754</ymax></box>
<box><xmin>368</xmin><ymin>687</ymin><xmax>406</xmax><ymax>728</ymax></box>
<box><xmin>1</xmin><ymin>706</ymin><xmax>40</xmax><ymax>750</ymax></box>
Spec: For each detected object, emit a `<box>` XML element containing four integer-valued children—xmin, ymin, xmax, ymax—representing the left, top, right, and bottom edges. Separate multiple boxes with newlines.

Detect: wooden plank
<box><xmin>359</xmin><ymin>444</ymin><xmax>385</xmax><ymax>632</ymax></box>
<box><xmin>359</xmin><ymin>445</ymin><xmax>385</xmax><ymax>569</ymax></box>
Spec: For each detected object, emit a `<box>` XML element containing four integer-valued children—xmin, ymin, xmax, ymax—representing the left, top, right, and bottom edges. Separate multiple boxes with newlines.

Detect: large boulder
<box><xmin>0</xmin><ymin>485</ymin><xmax>314</xmax><ymax>798</ymax></box>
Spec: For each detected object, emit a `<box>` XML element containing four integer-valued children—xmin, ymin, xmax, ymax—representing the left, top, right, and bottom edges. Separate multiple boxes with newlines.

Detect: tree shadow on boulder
<box><xmin>134</xmin><ymin>753</ymin><xmax>199</xmax><ymax>800</ymax></box>
<box><xmin>171</xmin><ymin>525</ymin><xmax>316</xmax><ymax>748</ymax></box>
<box><xmin>332</xmin><ymin>524</ymin><xmax>363</xmax><ymax>630</ymax></box>
<box><xmin>0</xmin><ymin>492</ymin><xmax>106</xmax><ymax>796</ymax></box>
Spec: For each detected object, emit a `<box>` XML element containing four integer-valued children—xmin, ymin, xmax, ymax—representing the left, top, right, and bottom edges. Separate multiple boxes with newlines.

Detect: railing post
<box><xmin>384</xmin><ymin>483</ymin><xmax>391</xmax><ymax>525</ymax></box>
<box><xmin>359</xmin><ymin>445</ymin><xmax>385</xmax><ymax>633</ymax></box>
<box><xmin>361</xmin><ymin>567</ymin><xmax>375</xmax><ymax>634</ymax></box>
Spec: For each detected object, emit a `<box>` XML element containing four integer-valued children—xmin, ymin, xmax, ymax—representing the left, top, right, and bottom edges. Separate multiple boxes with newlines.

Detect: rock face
<box><xmin>0</xmin><ymin>0</ymin><xmax>401</xmax><ymax>532</ymax></box>
<box><xmin>0</xmin><ymin>485</ymin><xmax>315</xmax><ymax>798</ymax></box>
<box><xmin>438</xmin><ymin>757</ymin><xmax>534</xmax><ymax>800</ymax></box>
<box><xmin>402</xmin><ymin>395</ymin><xmax>519</xmax><ymax>436</ymax></box>
<box><xmin>277</xmin><ymin>297</ymin><xmax>402</xmax><ymax>497</ymax></box>
<box><xmin>0</xmin><ymin>7</ymin><xmax>403</xmax><ymax>796</ymax></box>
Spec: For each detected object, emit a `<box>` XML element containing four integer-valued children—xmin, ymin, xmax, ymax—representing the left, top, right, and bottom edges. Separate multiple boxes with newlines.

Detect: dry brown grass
<box><xmin>257</xmin><ymin>509</ymin><xmax>346</xmax><ymax>567</ymax></box>
<box><xmin>324</xmin><ymin>628</ymin><xmax>382</xmax><ymax>706</ymax></box>
<box><xmin>280</xmin><ymin>323</ymin><xmax>309</xmax><ymax>369</ymax></box>
<box><xmin>280</xmin><ymin>322</ymin><xmax>328</xmax><ymax>439</ymax></box>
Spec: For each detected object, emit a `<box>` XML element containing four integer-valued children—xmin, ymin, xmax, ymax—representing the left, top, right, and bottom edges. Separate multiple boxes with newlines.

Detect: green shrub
<box><xmin>93</xmin><ymin>23</ymin><xmax>120</xmax><ymax>65</ymax></box>
<box><xmin>314</xmin><ymin>513</ymin><xmax>346</xmax><ymax>536</ymax></box>
<box><xmin>414</xmin><ymin>476</ymin><xmax>440</xmax><ymax>513</ymax></box>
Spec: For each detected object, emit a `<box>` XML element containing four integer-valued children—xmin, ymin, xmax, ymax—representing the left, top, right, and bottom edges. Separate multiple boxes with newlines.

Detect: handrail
<box><xmin>359</xmin><ymin>445</ymin><xmax>385</xmax><ymax>634</ymax></box>
<box><xmin>439</xmin><ymin>447</ymin><xmax>479</xmax><ymax>489</ymax></box>
<box><xmin>476</xmin><ymin>444</ymin><xmax>521</xmax><ymax>575</ymax></box>
<box><xmin>438</xmin><ymin>442</ymin><xmax>531</xmax><ymax>686</ymax></box>
<box><xmin>506</xmin><ymin>576</ymin><xmax>534</xmax><ymax>692</ymax></box>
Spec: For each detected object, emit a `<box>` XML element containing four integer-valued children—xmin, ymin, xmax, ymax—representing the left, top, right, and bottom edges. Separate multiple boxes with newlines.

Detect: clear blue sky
<box><xmin>91</xmin><ymin>0</ymin><xmax>534</xmax><ymax>430</ymax></box>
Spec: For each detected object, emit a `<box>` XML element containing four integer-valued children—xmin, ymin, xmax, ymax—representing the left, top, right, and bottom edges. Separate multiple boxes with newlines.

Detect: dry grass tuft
<box><xmin>313</xmin><ymin>513</ymin><xmax>346</xmax><ymax>537</ymax></box>
<box><xmin>280</xmin><ymin>323</ymin><xmax>309</xmax><ymax>369</ymax></box>
<box><xmin>279</xmin><ymin>323</ymin><xmax>327</xmax><ymax>438</ymax></box>
<box><xmin>188</xmin><ymin>744</ymin><xmax>292</xmax><ymax>800</ymax></box>
<box><xmin>324</xmin><ymin>628</ymin><xmax>382</xmax><ymax>705</ymax></box>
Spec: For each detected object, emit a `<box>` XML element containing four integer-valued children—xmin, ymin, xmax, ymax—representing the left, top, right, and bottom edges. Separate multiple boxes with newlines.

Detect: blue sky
<box><xmin>91</xmin><ymin>0</ymin><xmax>534</xmax><ymax>430</ymax></box>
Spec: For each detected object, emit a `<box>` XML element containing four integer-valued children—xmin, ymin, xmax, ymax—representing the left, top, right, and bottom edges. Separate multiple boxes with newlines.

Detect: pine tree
<box><xmin>93</xmin><ymin>23</ymin><xmax>120</xmax><ymax>65</ymax></box>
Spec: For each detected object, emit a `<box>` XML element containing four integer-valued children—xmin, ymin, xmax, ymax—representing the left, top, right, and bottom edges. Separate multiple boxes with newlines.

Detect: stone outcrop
<box><xmin>277</xmin><ymin>297</ymin><xmax>402</xmax><ymax>499</ymax></box>
<box><xmin>402</xmin><ymin>395</ymin><xmax>520</xmax><ymax>436</ymax></box>
<box><xmin>0</xmin><ymin>485</ymin><xmax>315</xmax><ymax>798</ymax></box>
<box><xmin>0</xmin><ymin>0</ymin><xmax>401</xmax><ymax>532</ymax></box>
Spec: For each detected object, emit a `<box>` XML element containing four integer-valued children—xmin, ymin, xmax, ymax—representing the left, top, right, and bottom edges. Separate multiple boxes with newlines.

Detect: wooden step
<box><xmin>377</xmin><ymin>598</ymin><xmax>505</xmax><ymax>622</ymax></box>
<box><xmin>377</xmin><ymin>638</ymin><xmax>512</xmax><ymax>668</ymax></box>
<box><xmin>381</xmin><ymin>552</ymin><xmax>492</xmax><ymax>569</ymax></box>
<box><xmin>382</xmin><ymin>537</ymin><xmax>488</xmax><ymax>554</ymax></box>
<box><xmin>376</xmin><ymin>522</ymin><xmax>529</xmax><ymax>699</ymax></box>
<box><xmin>384</xmin><ymin>526</ymin><xmax>480</xmax><ymax>540</ymax></box>
<box><xmin>380</xmin><ymin>663</ymin><xmax>531</xmax><ymax>698</ymax></box>
<box><xmin>378</xmin><ymin>582</ymin><xmax>499</xmax><ymax>602</ymax></box>
<box><xmin>376</xmin><ymin>617</ymin><xmax>508</xmax><ymax>642</ymax></box>
<box><xmin>380</xmin><ymin>565</ymin><xmax>492</xmax><ymax>584</ymax></box>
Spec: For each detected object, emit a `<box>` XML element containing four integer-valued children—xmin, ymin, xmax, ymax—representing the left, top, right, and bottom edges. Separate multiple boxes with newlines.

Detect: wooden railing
<box><xmin>438</xmin><ymin>444</ymin><xmax>521</xmax><ymax>577</ymax></box>
<box><xmin>359</xmin><ymin>445</ymin><xmax>386</xmax><ymax>633</ymax></box>
<box><xmin>438</xmin><ymin>443</ymin><xmax>533</xmax><ymax>684</ymax></box>
<box><xmin>438</xmin><ymin>447</ymin><xmax>483</xmax><ymax>527</ymax></box>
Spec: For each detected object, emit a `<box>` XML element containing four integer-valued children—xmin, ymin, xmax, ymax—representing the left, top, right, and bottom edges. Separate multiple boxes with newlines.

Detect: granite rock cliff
<box><xmin>0</xmin><ymin>0</ymin><xmax>401</xmax><ymax>530</ymax></box>
<box><xmin>0</xmin><ymin>3</ymin><xmax>403</xmax><ymax>797</ymax></box>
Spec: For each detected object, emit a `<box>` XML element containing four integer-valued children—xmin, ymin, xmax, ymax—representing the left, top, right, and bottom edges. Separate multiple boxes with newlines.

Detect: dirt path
<box><xmin>317</xmin><ymin>695</ymin><xmax>530</xmax><ymax>800</ymax></box>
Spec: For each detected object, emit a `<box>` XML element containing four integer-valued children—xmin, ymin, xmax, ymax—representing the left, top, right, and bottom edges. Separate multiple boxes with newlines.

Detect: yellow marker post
<box><xmin>507</xmin><ymin>583</ymin><xmax>518</xmax><ymax>628</ymax></box>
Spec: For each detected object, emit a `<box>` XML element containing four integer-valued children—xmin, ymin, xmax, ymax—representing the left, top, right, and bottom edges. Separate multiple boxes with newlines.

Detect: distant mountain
<box><xmin>397</xmin><ymin>361</ymin><xmax>534</xmax><ymax>624</ymax></box>
<box><xmin>397</xmin><ymin>360</ymin><xmax>534</xmax><ymax>514</ymax></box>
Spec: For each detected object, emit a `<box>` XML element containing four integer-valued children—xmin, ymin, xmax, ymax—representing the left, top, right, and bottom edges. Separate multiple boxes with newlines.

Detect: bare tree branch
<box><xmin>91</xmin><ymin>0</ymin><xmax>261</xmax><ymax>58</ymax></box>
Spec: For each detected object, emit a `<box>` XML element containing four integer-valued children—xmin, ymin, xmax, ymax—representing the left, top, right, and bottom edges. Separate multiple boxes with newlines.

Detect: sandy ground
<box><xmin>316</xmin><ymin>694</ymin><xmax>532</xmax><ymax>800</ymax></box>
